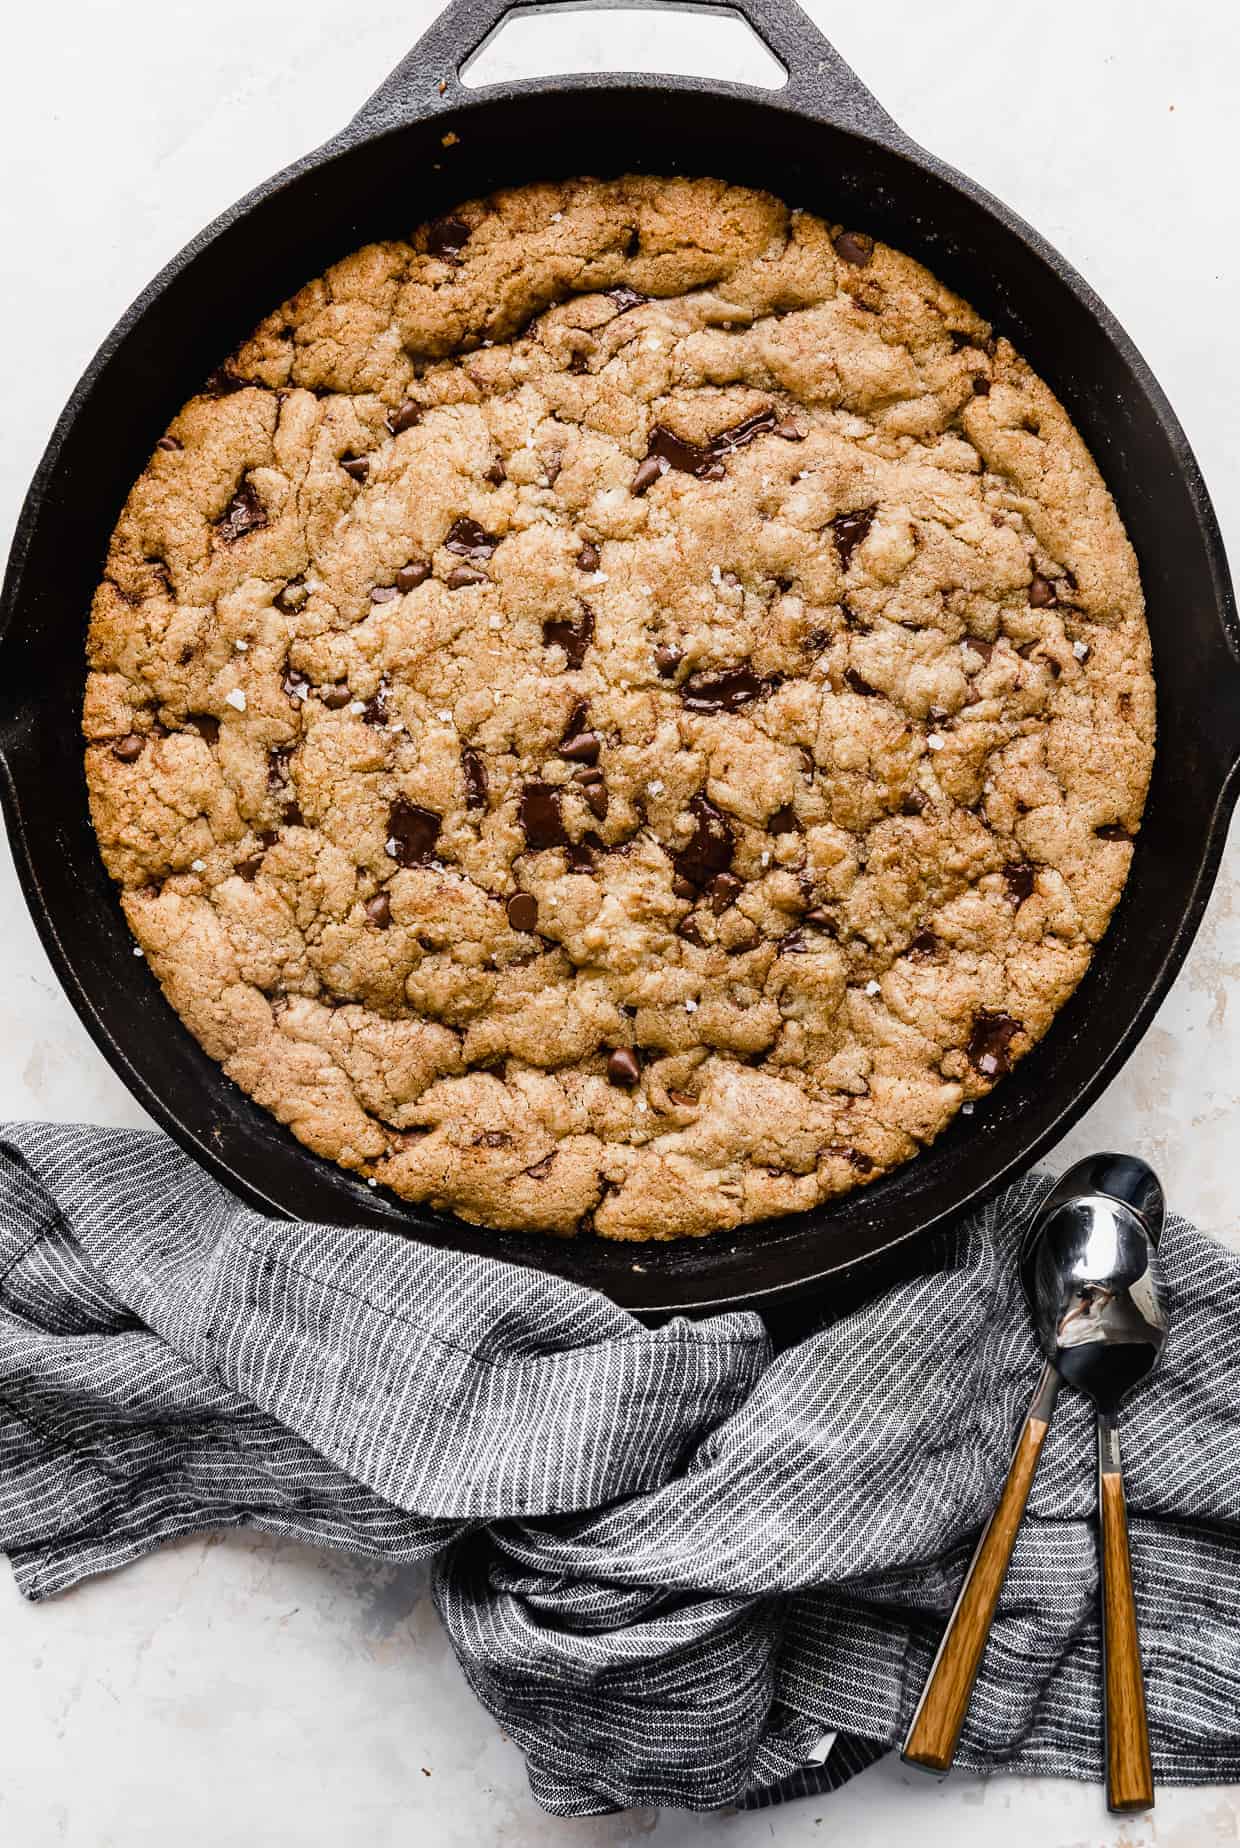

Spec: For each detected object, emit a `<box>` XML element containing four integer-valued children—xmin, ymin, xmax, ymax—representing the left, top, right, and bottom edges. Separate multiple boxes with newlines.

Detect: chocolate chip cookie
<box><xmin>83</xmin><ymin>176</ymin><xmax>1154</xmax><ymax>1241</ymax></box>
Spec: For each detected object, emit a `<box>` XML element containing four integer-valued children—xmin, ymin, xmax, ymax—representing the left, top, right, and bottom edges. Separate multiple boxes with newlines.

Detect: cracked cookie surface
<box><xmin>84</xmin><ymin>175</ymin><xmax>1154</xmax><ymax>1242</ymax></box>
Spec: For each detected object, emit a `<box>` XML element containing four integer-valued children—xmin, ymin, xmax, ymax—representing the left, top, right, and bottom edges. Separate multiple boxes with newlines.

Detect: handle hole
<box><xmin>462</xmin><ymin>4</ymin><xmax>787</xmax><ymax>91</ymax></box>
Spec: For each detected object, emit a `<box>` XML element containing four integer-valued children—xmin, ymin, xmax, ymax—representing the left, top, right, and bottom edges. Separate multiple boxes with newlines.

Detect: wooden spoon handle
<box><xmin>1099</xmin><ymin>1416</ymin><xmax>1154</xmax><ymax>1813</ymax></box>
<box><xmin>902</xmin><ymin>1362</ymin><xmax>1059</xmax><ymax>1775</ymax></box>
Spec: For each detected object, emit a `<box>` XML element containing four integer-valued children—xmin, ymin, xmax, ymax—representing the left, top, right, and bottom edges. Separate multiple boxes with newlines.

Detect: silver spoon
<box><xmin>904</xmin><ymin>1155</ymin><xmax>1167</xmax><ymax>1812</ymax></box>
<box><xmin>1022</xmin><ymin>1152</ymin><xmax>1168</xmax><ymax>1812</ymax></box>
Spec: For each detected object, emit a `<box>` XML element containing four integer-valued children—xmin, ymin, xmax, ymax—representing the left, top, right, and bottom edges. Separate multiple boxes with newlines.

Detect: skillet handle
<box><xmin>346</xmin><ymin>0</ymin><xmax>908</xmax><ymax>146</ymax></box>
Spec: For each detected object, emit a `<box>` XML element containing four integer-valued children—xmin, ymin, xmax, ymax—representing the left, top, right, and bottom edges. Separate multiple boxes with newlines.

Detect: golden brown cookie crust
<box><xmin>84</xmin><ymin>175</ymin><xmax>1154</xmax><ymax>1241</ymax></box>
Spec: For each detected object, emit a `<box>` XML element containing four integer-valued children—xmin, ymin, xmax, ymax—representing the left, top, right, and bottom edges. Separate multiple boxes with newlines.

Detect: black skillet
<box><xmin>1</xmin><ymin>0</ymin><xmax>1236</xmax><ymax>1316</ymax></box>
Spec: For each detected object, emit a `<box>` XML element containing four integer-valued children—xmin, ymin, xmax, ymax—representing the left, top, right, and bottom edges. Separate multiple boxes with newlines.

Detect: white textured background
<box><xmin>1</xmin><ymin>2</ymin><xmax>1237</xmax><ymax>1842</ymax></box>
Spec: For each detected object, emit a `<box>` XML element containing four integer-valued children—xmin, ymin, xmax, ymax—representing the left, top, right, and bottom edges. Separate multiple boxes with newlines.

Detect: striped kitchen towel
<box><xmin>1</xmin><ymin>1121</ymin><xmax>1237</xmax><ymax>1814</ymax></box>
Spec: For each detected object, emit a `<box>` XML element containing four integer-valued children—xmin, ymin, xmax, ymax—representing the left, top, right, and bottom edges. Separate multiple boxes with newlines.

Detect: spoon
<box><xmin>903</xmin><ymin>1155</ymin><xmax>1167</xmax><ymax>1812</ymax></box>
<box><xmin>1022</xmin><ymin>1152</ymin><xmax>1168</xmax><ymax>1813</ymax></box>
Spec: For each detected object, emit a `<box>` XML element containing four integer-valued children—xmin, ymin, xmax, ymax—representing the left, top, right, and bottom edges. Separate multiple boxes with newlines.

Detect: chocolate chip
<box><xmin>274</xmin><ymin>579</ymin><xmax>308</xmax><ymax>614</ymax></box>
<box><xmin>1095</xmin><ymin>823</ymin><xmax>1132</xmax><ymax>841</ymax></box>
<box><xmin>774</xmin><ymin>420</ymin><xmax>805</xmax><ymax>441</ymax></box>
<box><xmin>396</xmin><ymin>560</ymin><xmax>431</xmax><ymax>593</ymax></box>
<box><xmin>426</xmin><ymin>215</ymin><xmax>471</xmax><ymax>261</ymax></box>
<box><xmin>833</xmin><ymin>229</ymin><xmax>874</xmax><ymax>267</ymax></box>
<box><xmin>267</xmin><ymin>745</ymin><xmax>293</xmax><ymax>789</ymax></box>
<box><xmin>282</xmin><ymin>801</ymin><xmax>304</xmax><ymax>827</ymax></box>
<box><xmin>371</xmin><ymin>584</ymin><xmax>400</xmax><ymax>603</ymax></box>
<box><xmin>639</xmin><ymin>408</ymin><xmax>779</xmax><ymax>491</ymax></box>
<box><xmin>559</xmin><ymin>730</ymin><xmax>601</xmax><ymax>765</ymax></box>
<box><xmin>236</xmin><ymin>853</ymin><xmax>264</xmax><ymax>881</ymax></box>
<box><xmin>632</xmin><ymin>455</ymin><xmax>666</xmax><ymax>496</ymax></box>
<box><xmin>768</xmin><ymin>804</ymin><xmax>802</xmax><ymax>835</ymax></box>
<box><xmin>964</xmin><ymin>637</ymin><xmax>994</xmax><ymax>664</ymax></box>
<box><xmin>672</xmin><ymin>875</ymin><xmax>696</xmax><ymax>900</ymax></box>
<box><xmin>362</xmin><ymin>683</ymin><xmax>389</xmax><ymax>727</ymax></box>
<box><xmin>321</xmin><ymin>684</ymin><xmax>352</xmax><ymax>709</ymax></box>
<box><xmin>827</xmin><ymin>1145</ymin><xmax>875</xmax><ymax>1174</ymax></box>
<box><xmin>483</xmin><ymin>459</ymin><xmax>506</xmax><ymax>486</ymax></box>
<box><xmin>204</xmin><ymin>367</ymin><xmax>244</xmax><ymax>397</ymax></box>
<box><xmin>831</xmin><ymin>504</ymin><xmax>877</xmax><ymax>567</ymax></box>
<box><xmin>778</xmin><ymin>930</ymin><xmax>808</xmax><ymax>955</ymax></box>
<box><xmin>1003</xmin><ymin>861</ymin><xmax>1037</xmax><ymax>905</ymax></box>
<box><xmin>804</xmin><ymin>907</ymin><xmax>835</xmax><ymax>930</ymax></box>
<box><xmin>568</xmin><ymin>351</ymin><xmax>591</xmax><ymax>376</ymax></box>
<box><xmin>475</xmin><ymin>1129</ymin><xmax>511</xmax><ymax>1148</ymax></box>
<box><xmin>386</xmin><ymin>798</ymin><xmax>441</xmax><ymax>867</ymax></box>
<box><xmin>216</xmin><ymin>478</ymin><xmax>267</xmax><ymax>543</ymax></box>
<box><xmin>444</xmin><ymin>517</ymin><xmax>500</xmax><ymax>561</ymax></box>
<box><xmin>906</xmin><ymin>929</ymin><xmax>939</xmax><ymax>962</ymax></box>
<box><xmin>542</xmin><ymin>451</ymin><xmax>563</xmax><ymax>487</ymax></box>
<box><xmin>111</xmin><ymin>733</ymin><xmax>145</xmax><ymax>762</ymax></box>
<box><xmin>604</xmin><ymin>285</ymin><xmax>648</xmax><ymax>313</ymax></box>
<box><xmin>386</xmin><ymin>400</ymin><xmax>421</xmax><ymax>435</ymax></box>
<box><xmin>582</xmin><ymin>780</ymin><xmax>609</xmax><ymax>821</ymax></box>
<box><xmin>680</xmin><ymin>664</ymin><xmax>765</xmax><ymax>712</ymax></box>
<box><xmin>565</xmin><ymin>843</ymin><xmax>594</xmax><ymax>872</ymax></box>
<box><xmin>519</xmin><ymin>781</ymin><xmax>567</xmax><ymax>850</ymax></box>
<box><xmin>506</xmin><ymin>892</ymin><xmax>539</xmax><ymax>932</ymax></box>
<box><xmin>157</xmin><ymin>435</ymin><xmax>182</xmax><ymax>452</ymax></box>
<box><xmin>189</xmin><ymin>713</ymin><xmax>220</xmax><ymax>745</ymax></box>
<box><xmin>844</xmin><ymin>668</ymin><xmax>878</xmax><ymax>697</ymax></box>
<box><xmin>971</xmin><ymin>375</ymin><xmax>991</xmax><ymax>396</ymax></box>
<box><xmin>576</xmin><ymin>539</ymin><xmax>600</xmax><ymax>573</ymax></box>
<box><xmin>1029</xmin><ymin>573</ymin><xmax>1057</xmax><ymax>608</ymax></box>
<box><xmin>678</xmin><ymin>916</ymin><xmax>707</xmax><ymax>946</ymax></box>
<box><xmin>522</xmin><ymin>1151</ymin><xmax>557</xmax><ymax>1180</ymax></box>
<box><xmin>572</xmin><ymin>765</ymin><xmax>604</xmax><ymax>786</ymax></box>
<box><xmin>673</xmin><ymin>794</ymin><xmax>735</xmax><ymax>890</ymax></box>
<box><xmin>258</xmin><ymin>829</ymin><xmax>278</xmax><ymax>849</ymax></box>
<box><xmin>607</xmin><ymin>1046</ymin><xmax>641</xmax><ymax>1087</ymax></box>
<box><xmin>542</xmin><ymin>601</ymin><xmax>594</xmax><ymax>669</ymax></box>
<box><xmin>341</xmin><ymin>456</ymin><xmax>370</xmax><ymax>483</ymax></box>
<box><xmin>966</xmin><ymin>1010</ymin><xmax>1021</xmax><ymax>1078</ymax></box>
<box><xmin>654</xmin><ymin>642</ymin><xmax>683</xmax><ymax>678</ymax></box>
<box><xmin>667</xmin><ymin>1089</ymin><xmax>698</xmax><ymax>1108</ymax></box>
<box><xmin>461</xmin><ymin>747</ymin><xmax>488</xmax><ymax>811</ymax></box>
<box><xmin>445</xmin><ymin>565</ymin><xmax>487</xmax><ymax>590</ymax></box>
<box><xmin>707</xmin><ymin>870</ymin><xmax>743</xmax><ymax>913</ymax></box>
<box><xmin>901</xmin><ymin>788</ymin><xmax>929</xmax><ymax>816</ymax></box>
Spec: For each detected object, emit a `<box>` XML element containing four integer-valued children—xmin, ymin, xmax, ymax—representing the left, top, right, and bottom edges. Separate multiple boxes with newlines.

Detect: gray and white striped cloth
<box><xmin>1</xmin><ymin>1121</ymin><xmax>1238</xmax><ymax>1814</ymax></box>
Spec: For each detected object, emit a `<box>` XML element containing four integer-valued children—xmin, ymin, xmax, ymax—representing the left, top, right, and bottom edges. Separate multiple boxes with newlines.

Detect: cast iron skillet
<box><xmin>1</xmin><ymin>0</ymin><xmax>1236</xmax><ymax>1316</ymax></box>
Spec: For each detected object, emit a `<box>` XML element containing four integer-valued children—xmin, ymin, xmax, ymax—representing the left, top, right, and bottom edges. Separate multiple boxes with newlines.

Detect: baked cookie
<box><xmin>84</xmin><ymin>176</ymin><xmax>1154</xmax><ymax>1241</ymax></box>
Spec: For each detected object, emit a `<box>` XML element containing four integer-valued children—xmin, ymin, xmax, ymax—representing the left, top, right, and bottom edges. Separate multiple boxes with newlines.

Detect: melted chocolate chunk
<box><xmin>396</xmin><ymin>560</ymin><xmax>431</xmax><ymax>593</ymax></box>
<box><xmin>365</xmin><ymin>892</ymin><xmax>391</xmax><ymax>930</ymax></box>
<box><xmin>565</xmin><ymin>842</ymin><xmax>595</xmax><ymax>873</ymax></box>
<box><xmin>673</xmin><ymin>794</ymin><xmax>735</xmax><ymax>889</ymax></box>
<box><xmin>774</xmin><ymin>420</ymin><xmax>805</xmax><ymax>442</ymax></box>
<box><xmin>906</xmin><ymin>930</ymin><xmax>940</xmax><ymax>962</ymax></box>
<box><xmin>707</xmin><ymin>870</ymin><xmax>743</xmax><ymax>913</ymax></box>
<box><xmin>1095</xmin><ymin>823</ymin><xmax>1132</xmax><ymax>841</ymax></box>
<box><xmin>523</xmin><ymin>1152</ymin><xmax>557</xmax><ymax>1180</ymax></box>
<box><xmin>274</xmin><ymin>579</ymin><xmax>308</xmax><ymax>614</ymax></box>
<box><xmin>445</xmin><ymin>565</ymin><xmax>487</xmax><ymax>590</ymax></box>
<box><xmin>362</xmin><ymin>683</ymin><xmax>389</xmax><ymax>727</ymax></box>
<box><xmin>236</xmin><ymin>853</ymin><xmax>264</xmax><ymax>882</ymax></box>
<box><xmin>321</xmin><ymin>684</ymin><xmax>352</xmax><ymax>709</ymax></box>
<box><xmin>768</xmin><ymin>804</ymin><xmax>802</xmax><ymax>835</ymax></box>
<box><xmin>654</xmin><ymin>642</ymin><xmax>684</xmax><ymax>678</ymax></box>
<box><xmin>341</xmin><ymin>456</ymin><xmax>370</xmax><ymax>483</ymax></box>
<box><xmin>559</xmin><ymin>729</ymin><xmax>601</xmax><ymax>765</ymax></box>
<box><xmin>483</xmin><ymin>459</ymin><xmax>506</xmax><ymax>486</ymax></box>
<box><xmin>964</xmin><ymin>637</ymin><xmax>994</xmax><ymax>664</ymax></box>
<box><xmin>283</xmin><ymin>800</ymin><xmax>304</xmax><ymax>827</ymax></box>
<box><xmin>901</xmin><ymin>788</ymin><xmax>929</xmax><ymax>816</ymax></box>
<box><xmin>680</xmin><ymin>664</ymin><xmax>765</xmax><ymax>712</ymax></box>
<box><xmin>677</xmin><ymin>916</ymin><xmax>707</xmax><ymax>946</ymax></box>
<box><xmin>637</xmin><ymin>407</ymin><xmax>779</xmax><ymax>493</ymax></box>
<box><xmin>576</xmin><ymin>540</ymin><xmax>600</xmax><ymax>573</ymax></box>
<box><xmin>461</xmin><ymin>747</ymin><xmax>488</xmax><ymax>811</ymax></box>
<box><xmin>1029</xmin><ymin>572</ymin><xmax>1057</xmax><ymax>608</ymax></box>
<box><xmin>1003</xmin><ymin>861</ymin><xmax>1038</xmax><ymax>905</ymax></box>
<box><xmin>426</xmin><ymin>215</ymin><xmax>471</xmax><ymax>261</ymax></box>
<box><xmin>604</xmin><ymin>285</ymin><xmax>649</xmax><ymax>313</ymax></box>
<box><xmin>542</xmin><ymin>601</ymin><xmax>594</xmax><ymax>670</ymax></box>
<box><xmin>844</xmin><ymin>668</ymin><xmax>878</xmax><ymax>697</ymax></box>
<box><xmin>778</xmin><ymin>930</ymin><xmax>808</xmax><ymax>955</ymax></box>
<box><xmin>444</xmin><ymin>517</ymin><xmax>500</xmax><ymax>561</ymax></box>
<box><xmin>506</xmin><ymin>892</ymin><xmax>539</xmax><ymax>932</ymax></box>
<box><xmin>972</xmin><ymin>375</ymin><xmax>991</xmax><ymax>396</ymax></box>
<box><xmin>519</xmin><ymin>782</ymin><xmax>568</xmax><ymax>850</ymax></box>
<box><xmin>829</xmin><ymin>1145</ymin><xmax>875</xmax><ymax>1174</ymax></box>
<box><xmin>189</xmin><ymin>713</ymin><xmax>220</xmax><ymax>745</ymax></box>
<box><xmin>833</xmin><ymin>230</ymin><xmax>874</xmax><ymax>267</ymax></box>
<box><xmin>387</xmin><ymin>400</ymin><xmax>421</xmax><ymax>436</ymax></box>
<box><xmin>157</xmin><ymin>434</ymin><xmax>182</xmax><ymax>453</ymax></box>
<box><xmin>967</xmin><ymin>1009</ymin><xmax>1022</xmax><ymax>1077</ymax></box>
<box><xmin>831</xmin><ymin>504</ymin><xmax>877</xmax><ymax>567</ymax></box>
<box><xmin>632</xmin><ymin>454</ymin><xmax>666</xmax><ymax>496</ymax></box>
<box><xmin>607</xmin><ymin>1046</ymin><xmax>642</xmax><ymax>1088</ymax></box>
<box><xmin>386</xmin><ymin>798</ymin><xmax>441</xmax><ymax>867</ymax></box>
<box><xmin>111</xmin><ymin>733</ymin><xmax>145</xmax><ymax>762</ymax></box>
<box><xmin>204</xmin><ymin>367</ymin><xmax>245</xmax><ymax>397</ymax></box>
<box><xmin>803</xmin><ymin>907</ymin><xmax>835</xmax><ymax>930</ymax></box>
<box><xmin>216</xmin><ymin>478</ymin><xmax>267</xmax><ymax>543</ymax></box>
